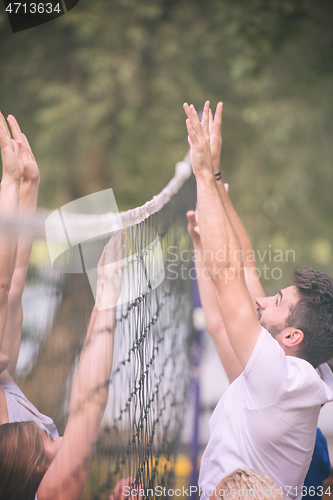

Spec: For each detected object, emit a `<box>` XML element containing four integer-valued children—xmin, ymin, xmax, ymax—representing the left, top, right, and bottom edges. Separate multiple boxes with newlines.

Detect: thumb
<box><xmin>98</xmin><ymin>246</ymin><xmax>107</xmax><ymax>269</ymax></box>
<box><xmin>186</xmin><ymin>210</ymin><xmax>196</xmax><ymax>220</ymax></box>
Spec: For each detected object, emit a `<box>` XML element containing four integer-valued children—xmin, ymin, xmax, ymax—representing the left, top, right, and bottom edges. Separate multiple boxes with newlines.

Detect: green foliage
<box><xmin>0</xmin><ymin>0</ymin><xmax>333</xmax><ymax>290</ymax></box>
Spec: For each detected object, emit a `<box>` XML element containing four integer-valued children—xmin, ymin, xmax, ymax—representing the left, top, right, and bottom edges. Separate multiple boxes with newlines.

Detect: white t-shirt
<box><xmin>199</xmin><ymin>327</ymin><xmax>333</xmax><ymax>500</ymax></box>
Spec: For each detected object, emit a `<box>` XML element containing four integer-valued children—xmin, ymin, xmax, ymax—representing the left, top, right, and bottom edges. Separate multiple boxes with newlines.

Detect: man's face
<box><xmin>255</xmin><ymin>286</ymin><xmax>299</xmax><ymax>339</ymax></box>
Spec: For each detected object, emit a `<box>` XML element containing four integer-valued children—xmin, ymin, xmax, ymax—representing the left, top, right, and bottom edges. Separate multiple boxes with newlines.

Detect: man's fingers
<box><xmin>98</xmin><ymin>247</ymin><xmax>107</xmax><ymax>269</ymax></box>
<box><xmin>185</xmin><ymin>118</ymin><xmax>197</xmax><ymax>146</ymax></box>
<box><xmin>21</xmin><ymin>133</ymin><xmax>34</xmax><ymax>153</ymax></box>
<box><xmin>209</xmin><ymin>109</ymin><xmax>214</xmax><ymax>134</ymax></box>
<box><xmin>183</xmin><ymin>103</ymin><xmax>202</xmax><ymax>135</ymax></box>
<box><xmin>12</xmin><ymin>139</ymin><xmax>21</xmax><ymax>158</ymax></box>
<box><xmin>0</xmin><ymin>126</ymin><xmax>9</xmax><ymax>148</ymax></box>
<box><xmin>213</xmin><ymin>102</ymin><xmax>223</xmax><ymax>130</ymax></box>
<box><xmin>0</xmin><ymin>112</ymin><xmax>11</xmax><ymax>141</ymax></box>
<box><xmin>7</xmin><ymin>115</ymin><xmax>23</xmax><ymax>142</ymax></box>
<box><xmin>186</xmin><ymin>210</ymin><xmax>197</xmax><ymax>227</ymax></box>
<box><xmin>186</xmin><ymin>210</ymin><xmax>196</xmax><ymax>220</ymax></box>
<box><xmin>201</xmin><ymin>100</ymin><xmax>210</xmax><ymax>135</ymax></box>
<box><xmin>104</xmin><ymin>231</ymin><xmax>125</xmax><ymax>265</ymax></box>
<box><xmin>187</xmin><ymin>210</ymin><xmax>200</xmax><ymax>237</ymax></box>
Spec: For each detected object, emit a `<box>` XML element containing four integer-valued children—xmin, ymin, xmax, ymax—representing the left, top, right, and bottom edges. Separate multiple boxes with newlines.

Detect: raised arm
<box><xmin>1</xmin><ymin>116</ymin><xmax>40</xmax><ymax>378</ymax></box>
<box><xmin>187</xmin><ymin>209</ymin><xmax>242</xmax><ymax>383</ymax></box>
<box><xmin>184</xmin><ymin>101</ymin><xmax>261</xmax><ymax>368</ymax></box>
<box><xmin>208</xmin><ymin>104</ymin><xmax>265</xmax><ymax>305</ymax></box>
<box><xmin>0</xmin><ymin>113</ymin><xmax>23</xmax><ymax>373</ymax></box>
<box><xmin>37</xmin><ymin>231</ymin><xmax>124</xmax><ymax>500</ymax></box>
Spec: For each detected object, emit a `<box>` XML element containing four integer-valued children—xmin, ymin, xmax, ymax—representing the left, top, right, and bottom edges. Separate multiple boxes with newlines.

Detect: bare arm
<box><xmin>1</xmin><ymin>116</ymin><xmax>40</xmax><ymax>377</ymax></box>
<box><xmin>37</xmin><ymin>231</ymin><xmax>124</xmax><ymax>500</ymax></box>
<box><xmin>184</xmin><ymin>102</ymin><xmax>261</xmax><ymax>368</ymax></box>
<box><xmin>0</xmin><ymin>113</ymin><xmax>23</xmax><ymax>373</ymax></box>
<box><xmin>187</xmin><ymin>209</ymin><xmax>242</xmax><ymax>383</ymax></box>
<box><xmin>209</xmin><ymin>104</ymin><xmax>265</xmax><ymax>305</ymax></box>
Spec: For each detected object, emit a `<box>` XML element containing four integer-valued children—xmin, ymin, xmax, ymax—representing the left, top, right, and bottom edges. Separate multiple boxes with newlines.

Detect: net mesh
<box><xmin>9</xmin><ymin>167</ymin><xmax>196</xmax><ymax>499</ymax></box>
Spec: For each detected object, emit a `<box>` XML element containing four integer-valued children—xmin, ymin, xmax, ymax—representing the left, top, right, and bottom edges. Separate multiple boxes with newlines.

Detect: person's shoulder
<box><xmin>284</xmin><ymin>358</ymin><xmax>333</xmax><ymax>405</ymax></box>
<box><xmin>245</xmin><ymin>328</ymin><xmax>317</xmax><ymax>390</ymax></box>
<box><xmin>316</xmin><ymin>363</ymin><xmax>333</xmax><ymax>397</ymax></box>
<box><xmin>0</xmin><ymin>378</ymin><xmax>22</xmax><ymax>392</ymax></box>
<box><xmin>244</xmin><ymin>326</ymin><xmax>285</xmax><ymax>373</ymax></box>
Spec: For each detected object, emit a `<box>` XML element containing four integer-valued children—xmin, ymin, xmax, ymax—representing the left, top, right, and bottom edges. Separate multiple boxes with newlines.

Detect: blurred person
<box><xmin>184</xmin><ymin>101</ymin><xmax>333</xmax><ymax>499</ymax></box>
<box><xmin>0</xmin><ymin>228</ymin><xmax>125</xmax><ymax>500</ymax></box>
<box><xmin>0</xmin><ymin>115</ymin><xmax>136</xmax><ymax>500</ymax></box>
<box><xmin>0</xmin><ymin>112</ymin><xmax>25</xmax><ymax>376</ymax></box>
<box><xmin>0</xmin><ymin>106</ymin><xmax>127</xmax><ymax>500</ymax></box>
<box><xmin>0</xmin><ymin>114</ymin><xmax>48</xmax><ymax>433</ymax></box>
<box><xmin>303</xmin><ymin>428</ymin><xmax>331</xmax><ymax>499</ymax></box>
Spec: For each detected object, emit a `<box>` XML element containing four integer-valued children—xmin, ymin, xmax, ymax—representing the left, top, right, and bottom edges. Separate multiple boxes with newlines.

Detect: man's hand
<box><xmin>187</xmin><ymin>209</ymin><xmax>200</xmax><ymax>244</ymax></box>
<box><xmin>109</xmin><ymin>477</ymin><xmax>144</xmax><ymax>500</ymax></box>
<box><xmin>183</xmin><ymin>101</ymin><xmax>212</xmax><ymax>177</ymax></box>
<box><xmin>96</xmin><ymin>230</ymin><xmax>125</xmax><ymax>310</ymax></box>
<box><xmin>0</xmin><ymin>113</ymin><xmax>23</xmax><ymax>185</ymax></box>
<box><xmin>7</xmin><ymin>115</ymin><xmax>40</xmax><ymax>184</ymax></box>
<box><xmin>209</xmin><ymin>102</ymin><xmax>223</xmax><ymax>174</ymax></box>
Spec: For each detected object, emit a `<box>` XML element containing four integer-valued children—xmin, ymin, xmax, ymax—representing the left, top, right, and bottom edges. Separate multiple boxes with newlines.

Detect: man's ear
<box><xmin>281</xmin><ymin>327</ymin><xmax>304</xmax><ymax>347</ymax></box>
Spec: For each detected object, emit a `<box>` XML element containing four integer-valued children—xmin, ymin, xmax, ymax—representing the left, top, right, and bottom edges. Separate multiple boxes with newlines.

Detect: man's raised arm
<box><xmin>187</xmin><ymin>209</ymin><xmax>242</xmax><ymax>383</ymax></box>
<box><xmin>184</xmin><ymin>101</ymin><xmax>261</xmax><ymax>368</ymax></box>
<box><xmin>208</xmin><ymin>103</ymin><xmax>265</xmax><ymax>306</ymax></box>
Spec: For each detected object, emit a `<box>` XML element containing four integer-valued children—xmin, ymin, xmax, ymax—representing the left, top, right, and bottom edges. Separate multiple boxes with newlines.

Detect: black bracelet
<box><xmin>214</xmin><ymin>171</ymin><xmax>222</xmax><ymax>181</ymax></box>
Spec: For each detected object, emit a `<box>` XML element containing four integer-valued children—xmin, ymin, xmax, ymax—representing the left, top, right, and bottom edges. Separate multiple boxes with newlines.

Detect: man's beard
<box><xmin>257</xmin><ymin>308</ymin><xmax>285</xmax><ymax>338</ymax></box>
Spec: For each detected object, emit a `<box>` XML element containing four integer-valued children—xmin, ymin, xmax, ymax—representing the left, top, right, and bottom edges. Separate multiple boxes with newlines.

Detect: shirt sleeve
<box><xmin>242</xmin><ymin>327</ymin><xmax>329</xmax><ymax>409</ymax></box>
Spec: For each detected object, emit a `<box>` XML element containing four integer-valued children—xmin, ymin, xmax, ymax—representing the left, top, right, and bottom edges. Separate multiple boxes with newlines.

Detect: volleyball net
<box><xmin>1</xmin><ymin>154</ymin><xmax>196</xmax><ymax>499</ymax></box>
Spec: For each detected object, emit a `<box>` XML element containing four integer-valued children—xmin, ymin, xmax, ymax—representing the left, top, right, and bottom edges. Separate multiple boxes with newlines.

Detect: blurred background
<box><xmin>1</xmin><ymin>0</ymin><xmax>333</xmax><ymax>286</ymax></box>
<box><xmin>1</xmin><ymin>0</ymin><xmax>333</xmax><ymax>496</ymax></box>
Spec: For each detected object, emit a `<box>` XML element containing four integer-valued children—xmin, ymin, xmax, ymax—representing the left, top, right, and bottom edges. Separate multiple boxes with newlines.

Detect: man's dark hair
<box><xmin>286</xmin><ymin>267</ymin><xmax>333</xmax><ymax>368</ymax></box>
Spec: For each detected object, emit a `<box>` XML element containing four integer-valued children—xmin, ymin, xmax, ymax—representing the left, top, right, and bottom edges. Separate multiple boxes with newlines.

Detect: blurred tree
<box><xmin>0</xmin><ymin>0</ymin><xmax>332</xmax><ymax>324</ymax></box>
<box><xmin>0</xmin><ymin>0</ymin><xmax>327</xmax><ymax>206</ymax></box>
<box><xmin>1</xmin><ymin>1</ymin><xmax>333</xmax><ymax>495</ymax></box>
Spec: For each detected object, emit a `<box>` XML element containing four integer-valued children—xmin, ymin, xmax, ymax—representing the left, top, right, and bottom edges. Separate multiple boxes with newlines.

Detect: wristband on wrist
<box><xmin>214</xmin><ymin>171</ymin><xmax>222</xmax><ymax>181</ymax></box>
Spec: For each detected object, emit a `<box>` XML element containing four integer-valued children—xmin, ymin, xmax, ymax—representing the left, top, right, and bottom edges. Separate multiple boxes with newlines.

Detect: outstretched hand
<box><xmin>183</xmin><ymin>101</ymin><xmax>211</xmax><ymax>177</ymax></box>
<box><xmin>96</xmin><ymin>230</ymin><xmax>125</xmax><ymax>310</ymax></box>
<box><xmin>0</xmin><ymin>112</ymin><xmax>23</xmax><ymax>184</ymax></box>
<box><xmin>7</xmin><ymin>115</ymin><xmax>40</xmax><ymax>184</ymax></box>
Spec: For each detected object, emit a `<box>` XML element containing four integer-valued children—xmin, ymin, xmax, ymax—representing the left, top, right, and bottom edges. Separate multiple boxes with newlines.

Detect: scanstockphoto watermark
<box><xmin>122</xmin><ymin>485</ymin><xmax>276</xmax><ymax>497</ymax></box>
<box><xmin>167</xmin><ymin>245</ymin><xmax>296</xmax><ymax>281</ymax></box>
